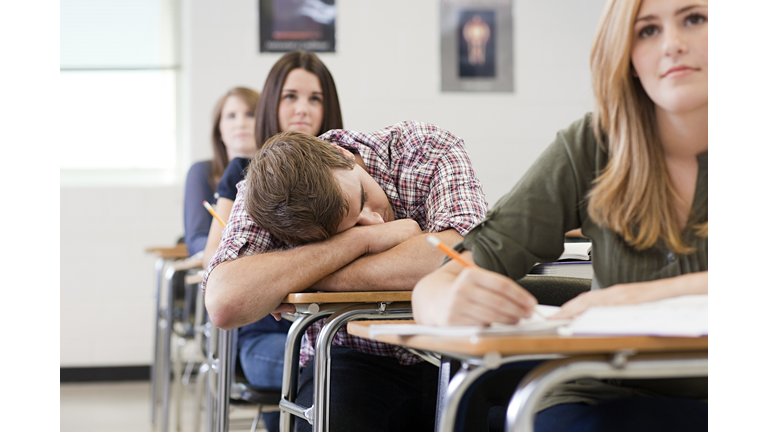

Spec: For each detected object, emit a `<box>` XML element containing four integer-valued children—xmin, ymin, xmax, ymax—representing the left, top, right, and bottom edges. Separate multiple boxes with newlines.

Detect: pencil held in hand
<box><xmin>426</xmin><ymin>235</ymin><xmax>474</xmax><ymax>267</ymax></box>
<box><xmin>426</xmin><ymin>234</ymin><xmax>544</xmax><ymax>320</ymax></box>
<box><xmin>203</xmin><ymin>201</ymin><xmax>227</xmax><ymax>227</ymax></box>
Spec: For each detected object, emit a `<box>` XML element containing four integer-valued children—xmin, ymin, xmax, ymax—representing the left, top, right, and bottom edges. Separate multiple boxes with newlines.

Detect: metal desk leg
<box><xmin>505</xmin><ymin>353</ymin><xmax>708</xmax><ymax>432</ymax></box>
<box><xmin>438</xmin><ymin>355</ymin><xmax>560</xmax><ymax>432</ymax></box>
<box><xmin>174</xmin><ymin>337</ymin><xmax>187</xmax><ymax>432</ymax></box>
<box><xmin>279</xmin><ymin>312</ymin><xmax>334</xmax><ymax>432</ymax></box>
<box><xmin>194</xmin><ymin>362</ymin><xmax>209</xmax><ymax>432</ymax></box>
<box><xmin>151</xmin><ymin>257</ymin><xmax>167</xmax><ymax>426</ymax></box>
<box><xmin>437</xmin><ymin>363</ymin><xmax>485</xmax><ymax>432</ymax></box>
<box><xmin>434</xmin><ymin>357</ymin><xmax>455</xmax><ymax>432</ymax></box>
<box><xmin>205</xmin><ymin>322</ymin><xmax>219</xmax><ymax>432</ymax></box>
<box><xmin>215</xmin><ymin>328</ymin><xmax>233</xmax><ymax>432</ymax></box>
<box><xmin>161</xmin><ymin>265</ymin><xmax>178</xmax><ymax>432</ymax></box>
<box><xmin>313</xmin><ymin>307</ymin><xmax>413</xmax><ymax>432</ymax></box>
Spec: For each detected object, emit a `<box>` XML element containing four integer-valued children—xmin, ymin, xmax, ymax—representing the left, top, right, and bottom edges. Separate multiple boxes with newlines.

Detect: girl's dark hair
<box><xmin>255</xmin><ymin>51</ymin><xmax>343</xmax><ymax>148</ymax></box>
<box><xmin>209</xmin><ymin>87</ymin><xmax>260</xmax><ymax>189</ymax></box>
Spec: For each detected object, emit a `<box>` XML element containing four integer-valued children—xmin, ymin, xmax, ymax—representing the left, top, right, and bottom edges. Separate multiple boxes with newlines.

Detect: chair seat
<box><xmin>236</xmin><ymin>385</ymin><xmax>281</xmax><ymax>405</ymax></box>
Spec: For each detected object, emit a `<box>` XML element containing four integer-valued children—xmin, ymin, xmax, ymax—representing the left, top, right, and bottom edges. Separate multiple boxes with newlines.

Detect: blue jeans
<box><xmin>239</xmin><ymin>332</ymin><xmax>287</xmax><ymax>432</ymax></box>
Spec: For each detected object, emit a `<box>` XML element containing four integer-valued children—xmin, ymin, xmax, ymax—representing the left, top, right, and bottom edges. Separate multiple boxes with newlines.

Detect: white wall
<box><xmin>61</xmin><ymin>0</ymin><xmax>605</xmax><ymax>367</ymax></box>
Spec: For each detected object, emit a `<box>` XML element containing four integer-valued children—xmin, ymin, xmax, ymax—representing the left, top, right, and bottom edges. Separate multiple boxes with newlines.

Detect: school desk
<box><xmin>347</xmin><ymin>320</ymin><xmax>707</xmax><ymax>432</ymax></box>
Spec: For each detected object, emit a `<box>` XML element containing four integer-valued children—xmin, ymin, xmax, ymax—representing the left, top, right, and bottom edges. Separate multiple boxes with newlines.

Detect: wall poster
<box><xmin>441</xmin><ymin>0</ymin><xmax>514</xmax><ymax>92</ymax></box>
<box><xmin>259</xmin><ymin>0</ymin><xmax>336</xmax><ymax>52</ymax></box>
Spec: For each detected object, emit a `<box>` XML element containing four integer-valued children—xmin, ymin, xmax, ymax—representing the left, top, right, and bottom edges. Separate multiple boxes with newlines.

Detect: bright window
<box><xmin>60</xmin><ymin>0</ymin><xmax>178</xmax><ymax>176</ymax></box>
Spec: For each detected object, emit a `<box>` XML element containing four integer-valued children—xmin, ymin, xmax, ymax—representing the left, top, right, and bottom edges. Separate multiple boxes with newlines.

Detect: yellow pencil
<box><xmin>426</xmin><ymin>235</ymin><xmax>474</xmax><ymax>267</ymax></box>
<box><xmin>203</xmin><ymin>201</ymin><xmax>226</xmax><ymax>227</ymax></box>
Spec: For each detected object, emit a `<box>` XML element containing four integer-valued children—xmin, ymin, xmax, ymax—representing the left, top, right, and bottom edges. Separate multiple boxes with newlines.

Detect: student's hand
<box><xmin>549</xmin><ymin>272</ymin><xmax>708</xmax><ymax>320</ymax></box>
<box><xmin>353</xmin><ymin>219</ymin><xmax>422</xmax><ymax>255</ymax></box>
<box><xmin>270</xmin><ymin>303</ymin><xmax>296</xmax><ymax>321</ymax></box>
<box><xmin>413</xmin><ymin>264</ymin><xmax>538</xmax><ymax>326</ymax></box>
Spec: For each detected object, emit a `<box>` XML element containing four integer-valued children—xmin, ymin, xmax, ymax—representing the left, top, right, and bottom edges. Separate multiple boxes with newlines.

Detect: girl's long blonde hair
<box><xmin>587</xmin><ymin>0</ymin><xmax>707</xmax><ymax>254</ymax></box>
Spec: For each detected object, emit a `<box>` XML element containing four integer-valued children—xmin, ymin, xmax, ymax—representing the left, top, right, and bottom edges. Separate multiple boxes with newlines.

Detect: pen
<box><xmin>425</xmin><ymin>234</ymin><xmax>545</xmax><ymax>321</ymax></box>
<box><xmin>203</xmin><ymin>201</ymin><xmax>227</xmax><ymax>227</ymax></box>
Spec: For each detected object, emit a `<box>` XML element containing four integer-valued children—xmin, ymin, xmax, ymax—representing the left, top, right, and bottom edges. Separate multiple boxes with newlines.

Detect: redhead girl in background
<box><xmin>183</xmin><ymin>87</ymin><xmax>259</xmax><ymax>256</ymax></box>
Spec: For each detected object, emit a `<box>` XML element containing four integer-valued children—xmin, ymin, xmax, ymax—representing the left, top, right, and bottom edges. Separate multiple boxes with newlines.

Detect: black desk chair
<box><xmin>203</xmin><ymin>313</ymin><xmax>283</xmax><ymax>432</ymax></box>
<box><xmin>515</xmin><ymin>275</ymin><xmax>591</xmax><ymax>307</ymax></box>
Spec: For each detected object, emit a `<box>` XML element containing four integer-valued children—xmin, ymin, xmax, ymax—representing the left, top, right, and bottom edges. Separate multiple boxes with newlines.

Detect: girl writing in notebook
<box><xmin>413</xmin><ymin>0</ymin><xmax>707</xmax><ymax>430</ymax></box>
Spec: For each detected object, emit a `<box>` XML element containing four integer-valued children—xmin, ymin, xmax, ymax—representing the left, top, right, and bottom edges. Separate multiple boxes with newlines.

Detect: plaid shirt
<box><xmin>204</xmin><ymin>121</ymin><xmax>487</xmax><ymax>367</ymax></box>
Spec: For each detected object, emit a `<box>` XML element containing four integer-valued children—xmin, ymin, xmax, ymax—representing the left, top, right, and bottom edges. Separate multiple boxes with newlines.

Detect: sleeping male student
<box><xmin>203</xmin><ymin>121</ymin><xmax>488</xmax><ymax>432</ymax></box>
<box><xmin>412</xmin><ymin>0</ymin><xmax>708</xmax><ymax>431</ymax></box>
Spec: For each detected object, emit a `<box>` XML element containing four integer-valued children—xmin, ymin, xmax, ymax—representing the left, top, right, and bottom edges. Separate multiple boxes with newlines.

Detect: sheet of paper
<box><xmin>559</xmin><ymin>242</ymin><xmax>592</xmax><ymax>261</ymax></box>
<box><xmin>558</xmin><ymin>295</ymin><xmax>708</xmax><ymax>337</ymax></box>
<box><xmin>367</xmin><ymin>305</ymin><xmax>569</xmax><ymax>338</ymax></box>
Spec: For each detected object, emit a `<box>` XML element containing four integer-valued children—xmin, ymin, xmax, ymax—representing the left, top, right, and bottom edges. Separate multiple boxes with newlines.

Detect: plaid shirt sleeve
<box><xmin>424</xmin><ymin>134</ymin><xmax>488</xmax><ymax>235</ymax></box>
<box><xmin>202</xmin><ymin>180</ymin><xmax>283</xmax><ymax>290</ymax></box>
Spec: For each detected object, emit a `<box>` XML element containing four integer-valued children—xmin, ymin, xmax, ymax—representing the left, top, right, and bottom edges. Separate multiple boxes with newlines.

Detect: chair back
<box><xmin>516</xmin><ymin>275</ymin><xmax>591</xmax><ymax>306</ymax></box>
<box><xmin>210</xmin><ymin>323</ymin><xmax>281</xmax><ymax>432</ymax></box>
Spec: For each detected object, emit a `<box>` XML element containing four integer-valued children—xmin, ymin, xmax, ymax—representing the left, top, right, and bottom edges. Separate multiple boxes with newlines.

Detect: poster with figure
<box><xmin>459</xmin><ymin>10</ymin><xmax>495</xmax><ymax>77</ymax></box>
<box><xmin>441</xmin><ymin>0</ymin><xmax>513</xmax><ymax>92</ymax></box>
<box><xmin>259</xmin><ymin>0</ymin><xmax>336</xmax><ymax>52</ymax></box>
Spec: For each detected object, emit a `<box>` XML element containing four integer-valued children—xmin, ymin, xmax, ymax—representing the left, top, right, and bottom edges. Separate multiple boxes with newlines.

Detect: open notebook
<box><xmin>367</xmin><ymin>305</ymin><xmax>568</xmax><ymax>338</ymax></box>
<box><xmin>558</xmin><ymin>294</ymin><xmax>708</xmax><ymax>337</ymax></box>
<box><xmin>366</xmin><ymin>295</ymin><xmax>707</xmax><ymax>339</ymax></box>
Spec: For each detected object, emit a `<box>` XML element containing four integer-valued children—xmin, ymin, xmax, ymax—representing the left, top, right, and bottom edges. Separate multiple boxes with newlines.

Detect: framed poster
<box><xmin>259</xmin><ymin>0</ymin><xmax>336</xmax><ymax>52</ymax></box>
<box><xmin>441</xmin><ymin>0</ymin><xmax>514</xmax><ymax>92</ymax></box>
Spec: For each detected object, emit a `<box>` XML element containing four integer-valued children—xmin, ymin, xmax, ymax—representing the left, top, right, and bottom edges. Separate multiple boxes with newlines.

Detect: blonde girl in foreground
<box><xmin>413</xmin><ymin>0</ymin><xmax>708</xmax><ymax>430</ymax></box>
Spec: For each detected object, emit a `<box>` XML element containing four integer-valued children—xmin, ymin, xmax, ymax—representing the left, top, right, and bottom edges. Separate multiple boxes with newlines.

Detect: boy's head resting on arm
<box><xmin>245</xmin><ymin>131</ymin><xmax>394</xmax><ymax>246</ymax></box>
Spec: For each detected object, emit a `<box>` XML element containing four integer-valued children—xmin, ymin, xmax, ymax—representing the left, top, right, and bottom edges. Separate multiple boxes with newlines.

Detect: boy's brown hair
<box><xmin>244</xmin><ymin>131</ymin><xmax>356</xmax><ymax>245</ymax></box>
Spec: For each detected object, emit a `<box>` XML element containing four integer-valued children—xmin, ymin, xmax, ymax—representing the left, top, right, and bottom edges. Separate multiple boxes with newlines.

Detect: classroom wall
<box><xmin>60</xmin><ymin>0</ymin><xmax>606</xmax><ymax>367</ymax></box>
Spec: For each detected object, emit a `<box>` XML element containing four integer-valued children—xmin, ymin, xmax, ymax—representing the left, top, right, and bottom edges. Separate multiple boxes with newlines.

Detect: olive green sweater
<box><xmin>457</xmin><ymin>113</ymin><xmax>708</xmax><ymax>408</ymax></box>
<box><xmin>459</xmin><ymin>112</ymin><xmax>707</xmax><ymax>289</ymax></box>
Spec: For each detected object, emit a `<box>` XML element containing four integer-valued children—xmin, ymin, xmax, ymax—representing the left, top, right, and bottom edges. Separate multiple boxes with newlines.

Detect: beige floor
<box><xmin>60</xmin><ymin>380</ymin><xmax>268</xmax><ymax>432</ymax></box>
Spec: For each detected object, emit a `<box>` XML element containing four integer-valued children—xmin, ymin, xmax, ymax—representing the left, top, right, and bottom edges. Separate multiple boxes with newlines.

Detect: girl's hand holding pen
<box><xmin>417</xmin><ymin>236</ymin><xmax>540</xmax><ymax>326</ymax></box>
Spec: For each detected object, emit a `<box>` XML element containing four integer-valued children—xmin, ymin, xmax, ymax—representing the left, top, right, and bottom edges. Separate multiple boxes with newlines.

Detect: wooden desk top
<box><xmin>145</xmin><ymin>244</ymin><xmax>188</xmax><ymax>259</ymax></box>
<box><xmin>347</xmin><ymin>320</ymin><xmax>708</xmax><ymax>357</ymax></box>
<box><xmin>282</xmin><ymin>291</ymin><xmax>411</xmax><ymax>304</ymax></box>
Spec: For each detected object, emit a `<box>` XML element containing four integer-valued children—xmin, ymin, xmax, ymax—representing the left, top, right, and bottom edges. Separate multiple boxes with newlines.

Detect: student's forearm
<box><xmin>312</xmin><ymin>229</ymin><xmax>463</xmax><ymax>291</ymax></box>
<box><xmin>201</xmin><ymin>226</ymin><xmax>222</xmax><ymax>270</ymax></box>
<box><xmin>205</xmin><ymin>229</ymin><xmax>369</xmax><ymax>329</ymax></box>
<box><xmin>668</xmin><ymin>271</ymin><xmax>708</xmax><ymax>296</ymax></box>
<box><xmin>616</xmin><ymin>271</ymin><xmax>709</xmax><ymax>302</ymax></box>
<box><xmin>551</xmin><ymin>271</ymin><xmax>709</xmax><ymax>319</ymax></box>
<box><xmin>201</xmin><ymin>199</ymin><xmax>233</xmax><ymax>268</ymax></box>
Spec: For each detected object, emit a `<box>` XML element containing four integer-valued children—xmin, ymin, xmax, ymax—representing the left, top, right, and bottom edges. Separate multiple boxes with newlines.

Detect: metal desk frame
<box><xmin>277</xmin><ymin>296</ymin><xmax>413</xmax><ymax>432</ymax></box>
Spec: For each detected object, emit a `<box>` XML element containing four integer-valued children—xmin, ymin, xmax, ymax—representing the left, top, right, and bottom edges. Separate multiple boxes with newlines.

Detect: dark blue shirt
<box><xmin>216</xmin><ymin>157</ymin><xmax>250</xmax><ymax>200</ymax></box>
<box><xmin>183</xmin><ymin>161</ymin><xmax>216</xmax><ymax>256</ymax></box>
<box><xmin>217</xmin><ymin>157</ymin><xmax>291</xmax><ymax>347</ymax></box>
